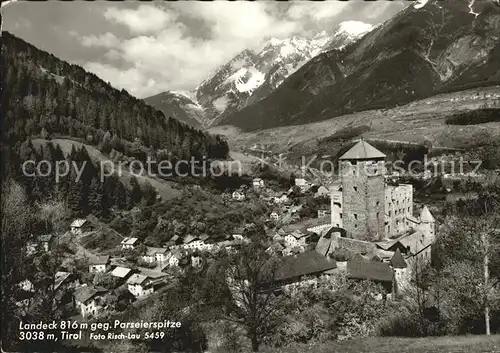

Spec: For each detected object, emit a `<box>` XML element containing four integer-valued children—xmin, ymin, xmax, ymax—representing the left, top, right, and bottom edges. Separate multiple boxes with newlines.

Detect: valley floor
<box><xmin>261</xmin><ymin>335</ymin><xmax>500</xmax><ymax>353</ymax></box>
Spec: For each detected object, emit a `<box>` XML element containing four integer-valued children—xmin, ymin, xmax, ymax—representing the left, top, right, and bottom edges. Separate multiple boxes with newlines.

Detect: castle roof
<box><xmin>339</xmin><ymin>140</ymin><xmax>386</xmax><ymax>160</ymax></box>
<box><xmin>347</xmin><ymin>261</ymin><xmax>393</xmax><ymax>283</ymax></box>
<box><xmin>390</xmin><ymin>248</ymin><xmax>407</xmax><ymax>269</ymax></box>
<box><xmin>420</xmin><ymin>206</ymin><xmax>434</xmax><ymax>222</ymax></box>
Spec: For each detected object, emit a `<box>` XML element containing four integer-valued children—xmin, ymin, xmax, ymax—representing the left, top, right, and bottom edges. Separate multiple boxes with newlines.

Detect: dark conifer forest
<box><xmin>1</xmin><ymin>31</ymin><xmax>230</xmax><ymax>215</ymax></box>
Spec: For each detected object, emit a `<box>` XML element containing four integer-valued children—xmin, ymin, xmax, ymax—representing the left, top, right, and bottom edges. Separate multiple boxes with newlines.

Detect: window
<box><xmin>377</xmin><ymin>212</ymin><xmax>380</xmax><ymax>218</ymax></box>
<box><xmin>376</xmin><ymin>201</ymin><xmax>380</xmax><ymax>206</ymax></box>
<box><xmin>340</xmin><ymin>213</ymin><xmax>342</xmax><ymax>219</ymax></box>
<box><xmin>353</xmin><ymin>186</ymin><xmax>358</xmax><ymax>191</ymax></box>
<box><xmin>354</xmin><ymin>214</ymin><xmax>358</xmax><ymax>220</ymax></box>
<box><xmin>354</xmin><ymin>224</ymin><xmax>358</xmax><ymax>228</ymax></box>
<box><xmin>408</xmin><ymin>207</ymin><xmax>410</xmax><ymax>212</ymax></box>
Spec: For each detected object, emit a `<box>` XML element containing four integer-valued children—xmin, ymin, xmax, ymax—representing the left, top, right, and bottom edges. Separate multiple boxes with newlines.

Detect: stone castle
<box><xmin>319</xmin><ymin>140</ymin><xmax>436</xmax><ymax>280</ymax></box>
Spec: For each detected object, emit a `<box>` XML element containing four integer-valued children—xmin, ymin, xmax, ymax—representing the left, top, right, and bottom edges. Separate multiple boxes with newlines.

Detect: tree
<box><xmin>436</xmin><ymin>188</ymin><xmax>500</xmax><ymax>335</ymax></box>
<box><xmin>129</xmin><ymin>176</ymin><xmax>142</xmax><ymax>206</ymax></box>
<box><xmin>1</xmin><ymin>180</ymin><xmax>33</xmax><ymax>350</ymax></box>
<box><xmin>200</xmin><ymin>225</ymin><xmax>286</xmax><ymax>352</ymax></box>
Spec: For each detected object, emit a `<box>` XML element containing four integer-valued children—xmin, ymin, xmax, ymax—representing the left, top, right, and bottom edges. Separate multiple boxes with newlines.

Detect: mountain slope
<box><xmin>220</xmin><ymin>0</ymin><xmax>500</xmax><ymax>131</ymax></box>
<box><xmin>2</xmin><ymin>31</ymin><xmax>229</xmax><ymax>163</ymax></box>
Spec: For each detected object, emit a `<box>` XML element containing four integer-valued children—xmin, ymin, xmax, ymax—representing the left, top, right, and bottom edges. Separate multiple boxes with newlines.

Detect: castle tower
<box><xmin>418</xmin><ymin>205</ymin><xmax>435</xmax><ymax>241</ymax></box>
<box><xmin>339</xmin><ymin>140</ymin><xmax>386</xmax><ymax>241</ymax></box>
<box><xmin>390</xmin><ymin>248</ymin><xmax>408</xmax><ymax>296</ymax></box>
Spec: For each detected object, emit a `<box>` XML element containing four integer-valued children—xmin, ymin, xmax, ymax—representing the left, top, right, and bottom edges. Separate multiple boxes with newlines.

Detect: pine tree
<box><xmin>129</xmin><ymin>176</ymin><xmax>142</xmax><ymax>206</ymax></box>
<box><xmin>88</xmin><ymin>178</ymin><xmax>104</xmax><ymax>217</ymax></box>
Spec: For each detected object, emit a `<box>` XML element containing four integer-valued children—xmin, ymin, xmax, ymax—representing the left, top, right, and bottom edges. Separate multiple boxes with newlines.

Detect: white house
<box><xmin>294</xmin><ymin>178</ymin><xmax>311</xmax><ymax>191</ymax></box>
<box><xmin>285</xmin><ymin>230</ymin><xmax>308</xmax><ymax>248</ymax></box>
<box><xmin>127</xmin><ymin>274</ymin><xmax>154</xmax><ymax>298</ymax></box>
<box><xmin>121</xmin><ymin>237</ymin><xmax>138</xmax><ymax>250</ymax></box>
<box><xmin>232</xmin><ymin>191</ymin><xmax>245</xmax><ymax>201</ymax></box>
<box><xmin>88</xmin><ymin>255</ymin><xmax>110</xmax><ymax>273</ymax></box>
<box><xmin>73</xmin><ymin>285</ymin><xmax>107</xmax><ymax>318</ymax></box>
<box><xmin>252</xmin><ymin>178</ymin><xmax>265</xmax><ymax>189</ymax></box>
<box><xmin>270</xmin><ymin>212</ymin><xmax>279</xmax><ymax>221</ymax></box>
<box><xmin>70</xmin><ymin>219</ymin><xmax>89</xmax><ymax>235</ymax></box>
<box><xmin>191</xmin><ymin>255</ymin><xmax>202</xmax><ymax>268</ymax></box>
<box><xmin>141</xmin><ymin>247</ymin><xmax>169</xmax><ymax>263</ymax></box>
<box><xmin>183</xmin><ymin>235</ymin><xmax>205</xmax><ymax>250</ymax></box>
<box><xmin>273</xmin><ymin>194</ymin><xmax>289</xmax><ymax>204</ymax></box>
<box><xmin>169</xmin><ymin>252</ymin><xmax>181</xmax><ymax>267</ymax></box>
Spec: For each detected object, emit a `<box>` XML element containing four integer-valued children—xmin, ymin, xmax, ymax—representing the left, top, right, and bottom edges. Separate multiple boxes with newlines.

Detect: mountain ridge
<box><xmin>145</xmin><ymin>21</ymin><xmax>374</xmax><ymax>128</ymax></box>
<box><xmin>219</xmin><ymin>0</ymin><xmax>500</xmax><ymax>131</ymax></box>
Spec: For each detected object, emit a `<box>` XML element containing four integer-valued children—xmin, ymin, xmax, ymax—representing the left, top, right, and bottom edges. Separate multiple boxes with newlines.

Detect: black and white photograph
<box><xmin>1</xmin><ymin>0</ymin><xmax>500</xmax><ymax>352</ymax></box>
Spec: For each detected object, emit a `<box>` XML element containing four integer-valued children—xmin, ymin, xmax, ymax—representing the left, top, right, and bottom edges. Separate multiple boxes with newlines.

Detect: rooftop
<box><xmin>121</xmin><ymin>237</ymin><xmax>138</xmax><ymax>245</ymax></box>
<box><xmin>145</xmin><ymin>247</ymin><xmax>168</xmax><ymax>256</ymax></box>
<box><xmin>89</xmin><ymin>255</ymin><xmax>110</xmax><ymax>265</ymax></box>
<box><xmin>420</xmin><ymin>206</ymin><xmax>435</xmax><ymax>222</ymax></box>
<box><xmin>347</xmin><ymin>261</ymin><xmax>393</xmax><ymax>283</ymax></box>
<box><xmin>37</xmin><ymin>234</ymin><xmax>53</xmax><ymax>242</ymax></box>
<box><xmin>111</xmin><ymin>266</ymin><xmax>132</xmax><ymax>278</ymax></box>
<box><xmin>275</xmin><ymin>251</ymin><xmax>337</xmax><ymax>282</ymax></box>
<box><xmin>54</xmin><ymin>271</ymin><xmax>71</xmax><ymax>291</ymax></box>
<box><xmin>339</xmin><ymin>140</ymin><xmax>386</xmax><ymax>161</ymax></box>
<box><xmin>126</xmin><ymin>274</ymin><xmax>149</xmax><ymax>285</ymax></box>
<box><xmin>390</xmin><ymin>248</ymin><xmax>408</xmax><ymax>269</ymax></box>
<box><xmin>71</xmin><ymin>219</ymin><xmax>87</xmax><ymax>228</ymax></box>
<box><xmin>74</xmin><ymin>285</ymin><xmax>107</xmax><ymax>304</ymax></box>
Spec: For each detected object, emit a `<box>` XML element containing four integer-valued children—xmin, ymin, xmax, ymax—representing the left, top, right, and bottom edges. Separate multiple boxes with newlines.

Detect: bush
<box><xmin>445</xmin><ymin>108</ymin><xmax>500</xmax><ymax>125</ymax></box>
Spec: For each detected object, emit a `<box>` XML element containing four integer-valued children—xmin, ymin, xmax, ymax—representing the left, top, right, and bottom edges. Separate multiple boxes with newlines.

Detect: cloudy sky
<box><xmin>3</xmin><ymin>1</ymin><xmax>406</xmax><ymax>98</ymax></box>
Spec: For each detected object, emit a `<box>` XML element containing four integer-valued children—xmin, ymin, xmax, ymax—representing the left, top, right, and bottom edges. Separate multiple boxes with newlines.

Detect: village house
<box><xmin>141</xmin><ymin>247</ymin><xmax>169</xmax><ymax>263</ymax></box>
<box><xmin>315</xmin><ymin>186</ymin><xmax>330</xmax><ymax>198</ymax></box>
<box><xmin>232</xmin><ymin>190</ymin><xmax>245</xmax><ymax>201</ymax></box>
<box><xmin>273</xmin><ymin>193</ymin><xmax>289</xmax><ymax>204</ymax></box>
<box><xmin>127</xmin><ymin>274</ymin><xmax>154</xmax><ymax>298</ymax></box>
<box><xmin>169</xmin><ymin>251</ymin><xmax>181</xmax><ymax>267</ymax></box>
<box><xmin>285</xmin><ymin>230</ymin><xmax>308</xmax><ymax>248</ymax></box>
<box><xmin>252</xmin><ymin>178</ymin><xmax>265</xmax><ymax>189</ymax></box>
<box><xmin>183</xmin><ymin>235</ymin><xmax>205</xmax><ymax>250</ymax></box>
<box><xmin>70</xmin><ymin>219</ymin><xmax>90</xmax><ymax>235</ymax></box>
<box><xmin>164</xmin><ymin>234</ymin><xmax>181</xmax><ymax>249</ymax></box>
<box><xmin>317</xmin><ymin>209</ymin><xmax>330</xmax><ymax>218</ymax></box>
<box><xmin>88</xmin><ymin>255</ymin><xmax>110</xmax><ymax>273</ymax></box>
<box><xmin>27</xmin><ymin>234</ymin><xmax>54</xmax><ymax>254</ymax></box>
<box><xmin>191</xmin><ymin>255</ymin><xmax>202</xmax><ymax>268</ymax></box>
<box><xmin>54</xmin><ymin>271</ymin><xmax>80</xmax><ymax>292</ymax></box>
<box><xmin>270</xmin><ymin>212</ymin><xmax>279</xmax><ymax>221</ymax></box>
<box><xmin>294</xmin><ymin>178</ymin><xmax>311</xmax><ymax>192</ymax></box>
<box><xmin>120</xmin><ymin>237</ymin><xmax>139</xmax><ymax>250</ymax></box>
<box><xmin>73</xmin><ymin>285</ymin><xmax>108</xmax><ymax>318</ymax></box>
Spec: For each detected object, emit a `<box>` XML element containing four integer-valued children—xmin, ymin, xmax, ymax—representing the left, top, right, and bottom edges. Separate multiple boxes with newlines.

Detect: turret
<box><xmin>339</xmin><ymin>140</ymin><xmax>386</xmax><ymax>241</ymax></box>
<box><xmin>418</xmin><ymin>205</ymin><xmax>435</xmax><ymax>241</ymax></box>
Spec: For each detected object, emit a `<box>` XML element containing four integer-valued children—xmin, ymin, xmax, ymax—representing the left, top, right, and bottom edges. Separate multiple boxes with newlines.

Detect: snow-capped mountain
<box><xmin>144</xmin><ymin>90</ymin><xmax>206</xmax><ymax>128</ymax></box>
<box><xmin>145</xmin><ymin>21</ymin><xmax>375</xmax><ymax>127</ymax></box>
<box><xmin>325</xmin><ymin>20</ymin><xmax>374</xmax><ymax>50</ymax></box>
<box><xmin>221</xmin><ymin>0</ymin><xmax>500</xmax><ymax>131</ymax></box>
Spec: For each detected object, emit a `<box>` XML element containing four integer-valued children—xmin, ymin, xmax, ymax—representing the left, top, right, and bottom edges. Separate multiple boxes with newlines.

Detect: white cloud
<box><xmin>287</xmin><ymin>2</ymin><xmax>352</xmax><ymax>21</ymax></box>
<box><xmin>81</xmin><ymin>2</ymin><xmax>401</xmax><ymax>98</ymax></box>
<box><xmin>80</xmin><ymin>32</ymin><xmax>120</xmax><ymax>48</ymax></box>
<box><xmin>103</xmin><ymin>5</ymin><xmax>174</xmax><ymax>34</ymax></box>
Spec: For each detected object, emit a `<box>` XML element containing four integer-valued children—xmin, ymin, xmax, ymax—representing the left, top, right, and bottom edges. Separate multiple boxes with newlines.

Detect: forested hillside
<box><xmin>1</xmin><ymin>31</ymin><xmax>229</xmax><ymax>163</ymax></box>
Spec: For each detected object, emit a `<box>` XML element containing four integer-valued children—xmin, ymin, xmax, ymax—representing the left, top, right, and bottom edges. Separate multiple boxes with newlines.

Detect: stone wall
<box><xmin>337</xmin><ymin>237</ymin><xmax>377</xmax><ymax>255</ymax></box>
<box><xmin>341</xmin><ymin>160</ymin><xmax>385</xmax><ymax>241</ymax></box>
